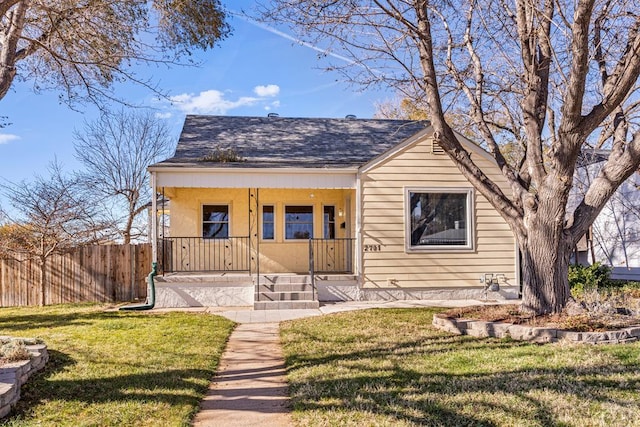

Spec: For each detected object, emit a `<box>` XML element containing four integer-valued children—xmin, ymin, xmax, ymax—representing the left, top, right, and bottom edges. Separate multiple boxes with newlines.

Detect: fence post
<box><xmin>130</xmin><ymin>244</ymin><xmax>135</xmax><ymax>301</ymax></box>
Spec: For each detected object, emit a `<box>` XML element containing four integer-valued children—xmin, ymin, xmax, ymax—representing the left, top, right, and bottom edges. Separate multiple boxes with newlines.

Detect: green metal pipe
<box><xmin>119</xmin><ymin>262</ymin><xmax>157</xmax><ymax>311</ymax></box>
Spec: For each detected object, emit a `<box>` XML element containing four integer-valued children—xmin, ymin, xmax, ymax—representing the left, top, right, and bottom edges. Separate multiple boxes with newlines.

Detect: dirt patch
<box><xmin>442</xmin><ymin>302</ymin><xmax>640</xmax><ymax>332</ymax></box>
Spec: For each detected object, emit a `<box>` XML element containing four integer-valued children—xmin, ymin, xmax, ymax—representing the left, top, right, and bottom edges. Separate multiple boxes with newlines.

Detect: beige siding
<box><xmin>360</xmin><ymin>136</ymin><xmax>517</xmax><ymax>289</ymax></box>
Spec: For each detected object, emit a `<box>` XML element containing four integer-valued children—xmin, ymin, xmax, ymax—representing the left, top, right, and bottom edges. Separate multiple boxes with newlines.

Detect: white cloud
<box><xmin>254</xmin><ymin>84</ymin><xmax>280</xmax><ymax>97</ymax></box>
<box><xmin>264</xmin><ymin>100</ymin><xmax>281</xmax><ymax>111</ymax></box>
<box><xmin>0</xmin><ymin>134</ymin><xmax>19</xmax><ymax>145</ymax></box>
<box><xmin>170</xmin><ymin>89</ymin><xmax>260</xmax><ymax>114</ymax></box>
<box><xmin>154</xmin><ymin>112</ymin><xmax>173</xmax><ymax>119</ymax></box>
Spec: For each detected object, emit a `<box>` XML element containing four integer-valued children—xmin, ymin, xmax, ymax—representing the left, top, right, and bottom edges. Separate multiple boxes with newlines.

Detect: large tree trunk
<box><xmin>519</xmin><ymin>189</ymin><xmax>573</xmax><ymax>314</ymax></box>
<box><xmin>520</xmin><ymin>234</ymin><xmax>572</xmax><ymax>315</ymax></box>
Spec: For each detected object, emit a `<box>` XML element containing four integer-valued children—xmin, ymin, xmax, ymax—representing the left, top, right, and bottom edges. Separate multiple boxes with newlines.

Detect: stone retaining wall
<box><xmin>0</xmin><ymin>339</ymin><xmax>49</xmax><ymax>418</ymax></box>
<box><xmin>432</xmin><ymin>315</ymin><xmax>640</xmax><ymax>344</ymax></box>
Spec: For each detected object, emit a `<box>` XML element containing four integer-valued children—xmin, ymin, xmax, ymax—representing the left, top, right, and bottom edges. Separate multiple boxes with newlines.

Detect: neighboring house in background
<box><xmin>147</xmin><ymin>115</ymin><xmax>519</xmax><ymax>309</ymax></box>
<box><xmin>573</xmin><ymin>150</ymin><xmax>640</xmax><ymax>281</ymax></box>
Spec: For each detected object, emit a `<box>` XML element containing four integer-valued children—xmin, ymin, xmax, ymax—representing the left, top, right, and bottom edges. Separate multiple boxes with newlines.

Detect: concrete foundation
<box><xmin>153</xmin><ymin>274</ymin><xmax>519</xmax><ymax>308</ymax></box>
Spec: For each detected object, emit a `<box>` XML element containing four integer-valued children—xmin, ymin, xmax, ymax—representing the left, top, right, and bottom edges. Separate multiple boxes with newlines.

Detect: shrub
<box><xmin>622</xmin><ymin>281</ymin><xmax>640</xmax><ymax>298</ymax></box>
<box><xmin>568</xmin><ymin>263</ymin><xmax>612</xmax><ymax>298</ymax></box>
<box><xmin>0</xmin><ymin>340</ymin><xmax>31</xmax><ymax>362</ymax></box>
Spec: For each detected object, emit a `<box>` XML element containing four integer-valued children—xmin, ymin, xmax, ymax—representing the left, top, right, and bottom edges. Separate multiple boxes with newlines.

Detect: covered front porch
<box><xmin>148</xmin><ymin>167</ymin><xmax>360</xmax><ymax>308</ymax></box>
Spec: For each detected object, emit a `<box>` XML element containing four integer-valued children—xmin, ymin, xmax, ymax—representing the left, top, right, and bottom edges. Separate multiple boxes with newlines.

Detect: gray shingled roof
<box><xmin>152</xmin><ymin>115</ymin><xmax>429</xmax><ymax>168</ymax></box>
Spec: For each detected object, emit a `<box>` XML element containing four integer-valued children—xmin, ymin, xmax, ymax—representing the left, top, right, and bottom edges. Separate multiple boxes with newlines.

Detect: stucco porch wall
<box><xmin>359</xmin><ymin>135</ymin><xmax>518</xmax><ymax>289</ymax></box>
<box><xmin>155</xmin><ymin>282</ymin><xmax>254</xmax><ymax>307</ymax></box>
<box><xmin>163</xmin><ymin>187</ymin><xmax>355</xmax><ymax>273</ymax></box>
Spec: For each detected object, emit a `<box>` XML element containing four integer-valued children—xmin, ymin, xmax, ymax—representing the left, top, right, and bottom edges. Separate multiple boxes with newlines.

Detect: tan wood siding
<box><xmin>360</xmin><ymin>136</ymin><xmax>517</xmax><ymax>289</ymax></box>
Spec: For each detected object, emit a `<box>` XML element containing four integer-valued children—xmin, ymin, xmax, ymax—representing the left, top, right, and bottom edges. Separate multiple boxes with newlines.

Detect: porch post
<box><xmin>150</xmin><ymin>171</ymin><xmax>158</xmax><ymax>264</ymax></box>
<box><xmin>355</xmin><ymin>172</ymin><xmax>363</xmax><ymax>277</ymax></box>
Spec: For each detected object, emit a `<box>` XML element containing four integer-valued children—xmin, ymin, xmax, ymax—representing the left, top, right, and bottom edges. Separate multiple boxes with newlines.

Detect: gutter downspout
<box><xmin>120</xmin><ymin>262</ymin><xmax>157</xmax><ymax>311</ymax></box>
<box><xmin>120</xmin><ymin>172</ymin><xmax>158</xmax><ymax>311</ymax></box>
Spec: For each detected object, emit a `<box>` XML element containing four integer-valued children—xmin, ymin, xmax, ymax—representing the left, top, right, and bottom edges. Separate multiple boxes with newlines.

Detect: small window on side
<box><xmin>262</xmin><ymin>205</ymin><xmax>274</xmax><ymax>240</ymax></box>
<box><xmin>324</xmin><ymin>206</ymin><xmax>335</xmax><ymax>239</ymax></box>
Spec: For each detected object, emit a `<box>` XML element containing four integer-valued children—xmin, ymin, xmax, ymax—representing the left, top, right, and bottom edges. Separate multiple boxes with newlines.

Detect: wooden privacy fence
<box><xmin>0</xmin><ymin>244</ymin><xmax>152</xmax><ymax>307</ymax></box>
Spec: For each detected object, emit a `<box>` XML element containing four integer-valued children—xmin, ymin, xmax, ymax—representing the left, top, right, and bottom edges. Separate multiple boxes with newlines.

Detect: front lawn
<box><xmin>0</xmin><ymin>304</ymin><xmax>234</xmax><ymax>426</ymax></box>
<box><xmin>281</xmin><ymin>308</ymin><xmax>640</xmax><ymax>426</ymax></box>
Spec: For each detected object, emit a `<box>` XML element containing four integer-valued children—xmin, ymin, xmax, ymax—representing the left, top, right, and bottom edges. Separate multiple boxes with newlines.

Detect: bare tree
<box><xmin>260</xmin><ymin>0</ymin><xmax>640</xmax><ymax>314</ymax></box>
<box><xmin>0</xmin><ymin>1</ymin><xmax>229</xmax><ymax>106</ymax></box>
<box><xmin>73</xmin><ymin>109</ymin><xmax>174</xmax><ymax>244</ymax></box>
<box><xmin>0</xmin><ymin>162</ymin><xmax>110</xmax><ymax>305</ymax></box>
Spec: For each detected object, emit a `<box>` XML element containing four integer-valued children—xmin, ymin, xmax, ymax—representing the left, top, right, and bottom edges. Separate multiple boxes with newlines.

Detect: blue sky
<box><xmin>0</xmin><ymin>3</ymin><xmax>395</xmax><ymax>185</ymax></box>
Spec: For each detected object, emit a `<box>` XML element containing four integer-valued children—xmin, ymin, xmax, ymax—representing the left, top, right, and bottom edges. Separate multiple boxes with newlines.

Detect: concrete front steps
<box><xmin>153</xmin><ymin>273</ymin><xmax>358</xmax><ymax>309</ymax></box>
<box><xmin>254</xmin><ymin>275</ymin><xmax>319</xmax><ymax>310</ymax></box>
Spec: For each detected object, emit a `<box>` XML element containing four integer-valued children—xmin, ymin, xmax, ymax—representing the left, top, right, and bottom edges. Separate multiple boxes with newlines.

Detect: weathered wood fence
<box><xmin>0</xmin><ymin>244</ymin><xmax>152</xmax><ymax>307</ymax></box>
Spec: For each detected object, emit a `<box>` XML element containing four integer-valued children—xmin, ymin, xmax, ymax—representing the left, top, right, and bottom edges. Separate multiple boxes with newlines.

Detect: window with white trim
<box><xmin>324</xmin><ymin>206</ymin><xmax>335</xmax><ymax>239</ymax></box>
<box><xmin>285</xmin><ymin>206</ymin><xmax>313</xmax><ymax>239</ymax></box>
<box><xmin>406</xmin><ymin>189</ymin><xmax>473</xmax><ymax>250</ymax></box>
<box><xmin>262</xmin><ymin>205</ymin><xmax>275</xmax><ymax>240</ymax></box>
<box><xmin>203</xmin><ymin>205</ymin><xmax>229</xmax><ymax>239</ymax></box>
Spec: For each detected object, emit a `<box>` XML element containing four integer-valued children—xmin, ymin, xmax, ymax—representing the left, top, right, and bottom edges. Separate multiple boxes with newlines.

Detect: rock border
<box><xmin>432</xmin><ymin>314</ymin><xmax>640</xmax><ymax>344</ymax></box>
<box><xmin>0</xmin><ymin>338</ymin><xmax>49</xmax><ymax>418</ymax></box>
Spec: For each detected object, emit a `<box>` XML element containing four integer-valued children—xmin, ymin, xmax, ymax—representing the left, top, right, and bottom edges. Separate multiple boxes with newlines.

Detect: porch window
<box><xmin>203</xmin><ymin>205</ymin><xmax>229</xmax><ymax>239</ymax></box>
<box><xmin>262</xmin><ymin>205</ymin><xmax>274</xmax><ymax>240</ymax></box>
<box><xmin>324</xmin><ymin>206</ymin><xmax>335</xmax><ymax>239</ymax></box>
<box><xmin>406</xmin><ymin>188</ymin><xmax>473</xmax><ymax>250</ymax></box>
<box><xmin>285</xmin><ymin>206</ymin><xmax>313</xmax><ymax>239</ymax></box>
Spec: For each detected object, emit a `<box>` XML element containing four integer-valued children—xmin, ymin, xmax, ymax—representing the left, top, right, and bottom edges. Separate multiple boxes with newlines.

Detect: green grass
<box><xmin>281</xmin><ymin>308</ymin><xmax>640</xmax><ymax>427</ymax></box>
<box><xmin>0</xmin><ymin>304</ymin><xmax>235</xmax><ymax>426</ymax></box>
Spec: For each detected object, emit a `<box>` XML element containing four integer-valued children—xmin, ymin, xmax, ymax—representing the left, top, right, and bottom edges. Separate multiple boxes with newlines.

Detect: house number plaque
<box><xmin>364</xmin><ymin>244</ymin><xmax>381</xmax><ymax>252</ymax></box>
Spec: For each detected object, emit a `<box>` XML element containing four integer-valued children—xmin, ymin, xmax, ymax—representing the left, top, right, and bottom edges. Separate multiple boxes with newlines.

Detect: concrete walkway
<box><xmin>192</xmin><ymin>323</ymin><xmax>291</xmax><ymax>427</ymax></box>
<box><xmin>183</xmin><ymin>299</ymin><xmax>519</xmax><ymax>426</ymax></box>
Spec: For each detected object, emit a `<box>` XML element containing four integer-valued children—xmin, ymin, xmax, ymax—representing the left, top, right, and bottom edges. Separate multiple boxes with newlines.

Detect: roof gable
<box><xmin>155</xmin><ymin>115</ymin><xmax>429</xmax><ymax>168</ymax></box>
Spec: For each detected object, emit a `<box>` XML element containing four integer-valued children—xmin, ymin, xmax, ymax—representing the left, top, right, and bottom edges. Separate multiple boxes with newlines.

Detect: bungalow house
<box><xmin>148</xmin><ymin>115</ymin><xmax>519</xmax><ymax>309</ymax></box>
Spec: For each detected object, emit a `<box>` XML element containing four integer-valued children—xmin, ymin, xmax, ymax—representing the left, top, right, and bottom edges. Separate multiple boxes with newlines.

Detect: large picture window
<box><xmin>285</xmin><ymin>206</ymin><xmax>313</xmax><ymax>239</ymax></box>
<box><xmin>406</xmin><ymin>189</ymin><xmax>473</xmax><ymax>250</ymax></box>
<box><xmin>203</xmin><ymin>205</ymin><xmax>229</xmax><ymax>239</ymax></box>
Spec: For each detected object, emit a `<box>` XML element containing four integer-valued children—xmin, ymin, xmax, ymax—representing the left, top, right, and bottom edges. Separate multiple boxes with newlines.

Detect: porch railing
<box><xmin>159</xmin><ymin>237</ymin><xmax>250</xmax><ymax>273</ymax></box>
<box><xmin>309</xmin><ymin>238</ymin><xmax>354</xmax><ymax>301</ymax></box>
<box><xmin>309</xmin><ymin>238</ymin><xmax>355</xmax><ymax>274</ymax></box>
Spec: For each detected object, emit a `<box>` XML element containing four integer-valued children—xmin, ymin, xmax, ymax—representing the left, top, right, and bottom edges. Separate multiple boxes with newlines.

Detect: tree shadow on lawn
<box><xmin>287</xmin><ymin>335</ymin><xmax>640</xmax><ymax>426</ymax></box>
<box><xmin>0</xmin><ymin>310</ymin><xmax>148</xmax><ymax>333</ymax></box>
<box><xmin>285</xmin><ymin>331</ymin><xmax>532</xmax><ymax>369</ymax></box>
<box><xmin>7</xmin><ymin>349</ymin><xmax>216</xmax><ymax>423</ymax></box>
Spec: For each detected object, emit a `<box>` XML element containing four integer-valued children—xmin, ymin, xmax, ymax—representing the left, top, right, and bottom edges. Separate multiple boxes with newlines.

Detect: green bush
<box><xmin>622</xmin><ymin>281</ymin><xmax>640</xmax><ymax>298</ymax></box>
<box><xmin>568</xmin><ymin>263</ymin><xmax>612</xmax><ymax>297</ymax></box>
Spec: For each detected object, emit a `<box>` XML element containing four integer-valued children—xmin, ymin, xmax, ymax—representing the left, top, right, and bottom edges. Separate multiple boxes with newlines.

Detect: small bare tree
<box><xmin>0</xmin><ymin>162</ymin><xmax>110</xmax><ymax>305</ymax></box>
<box><xmin>73</xmin><ymin>109</ymin><xmax>174</xmax><ymax>244</ymax></box>
<box><xmin>261</xmin><ymin>0</ymin><xmax>640</xmax><ymax>314</ymax></box>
